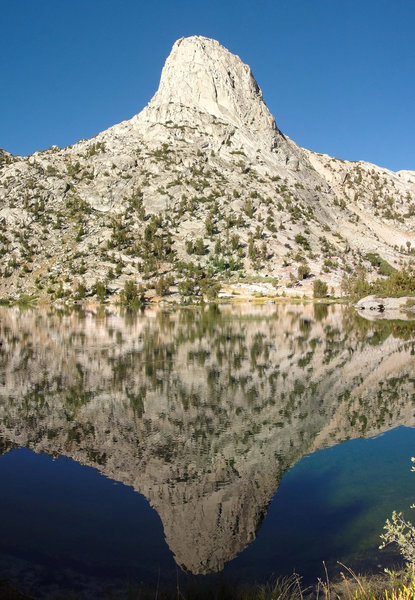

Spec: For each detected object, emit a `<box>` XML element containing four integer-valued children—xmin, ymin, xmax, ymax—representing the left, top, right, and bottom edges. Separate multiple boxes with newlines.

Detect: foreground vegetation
<box><xmin>109</xmin><ymin>570</ymin><xmax>414</xmax><ymax>600</ymax></box>
<box><xmin>4</xmin><ymin>569</ymin><xmax>414</xmax><ymax>600</ymax></box>
<box><xmin>341</xmin><ymin>267</ymin><xmax>415</xmax><ymax>301</ymax></box>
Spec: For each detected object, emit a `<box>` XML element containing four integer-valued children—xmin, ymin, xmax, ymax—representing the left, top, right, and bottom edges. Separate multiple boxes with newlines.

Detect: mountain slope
<box><xmin>0</xmin><ymin>36</ymin><xmax>414</xmax><ymax>300</ymax></box>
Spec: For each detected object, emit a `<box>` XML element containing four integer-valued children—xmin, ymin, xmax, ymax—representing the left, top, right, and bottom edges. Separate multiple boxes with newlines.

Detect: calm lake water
<box><xmin>0</xmin><ymin>303</ymin><xmax>415</xmax><ymax>598</ymax></box>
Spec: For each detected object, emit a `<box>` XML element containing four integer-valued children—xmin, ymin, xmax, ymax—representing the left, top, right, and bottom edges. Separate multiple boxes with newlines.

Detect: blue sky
<box><xmin>1</xmin><ymin>0</ymin><xmax>414</xmax><ymax>171</ymax></box>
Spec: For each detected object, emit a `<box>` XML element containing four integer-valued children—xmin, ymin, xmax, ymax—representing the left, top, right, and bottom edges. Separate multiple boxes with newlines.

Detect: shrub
<box><xmin>205</xmin><ymin>215</ymin><xmax>214</xmax><ymax>236</ymax></box>
<box><xmin>372</xmin><ymin>269</ymin><xmax>415</xmax><ymax>298</ymax></box>
<box><xmin>120</xmin><ymin>280</ymin><xmax>144</xmax><ymax>307</ymax></box>
<box><xmin>295</xmin><ymin>233</ymin><xmax>310</xmax><ymax>250</ymax></box>
<box><xmin>155</xmin><ymin>275</ymin><xmax>173</xmax><ymax>296</ymax></box>
<box><xmin>94</xmin><ymin>280</ymin><xmax>107</xmax><ymax>302</ymax></box>
<box><xmin>380</xmin><ymin>458</ymin><xmax>415</xmax><ymax>572</ymax></box>
<box><xmin>298</xmin><ymin>264</ymin><xmax>311</xmax><ymax>280</ymax></box>
<box><xmin>243</xmin><ymin>199</ymin><xmax>255</xmax><ymax>218</ymax></box>
<box><xmin>178</xmin><ymin>279</ymin><xmax>195</xmax><ymax>296</ymax></box>
<box><xmin>75</xmin><ymin>282</ymin><xmax>86</xmax><ymax>300</ymax></box>
<box><xmin>194</xmin><ymin>238</ymin><xmax>207</xmax><ymax>256</ymax></box>
<box><xmin>365</xmin><ymin>253</ymin><xmax>396</xmax><ymax>276</ymax></box>
<box><xmin>341</xmin><ymin>268</ymin><xmax>371</xmax><ymax>300</ymax></box>
<box><xmin>200</xmin><ymin>278</ymin><xmax>221</xmax><ymax>300</ymax></box>
<box><xmin>343</xmin><ymin>268</ymin><xmax>415</xmax><ymax>300</ymax></box>
<box><xmin>46</xmin><ymin>165</ymin><xmax>58</xmax><ymax>177</ymax></box>
<box><xmin>313</xmin><ymin>279</ymin><xmax>328</xmax><ymax>298</ymax></box>
<box><xmin>55</xmin><ymin>282</ymin><xmax>65</xmax><ymax>299</ymax></box>
<box><xmin>248</xmin><ymin>237</ymin><xmax>259</xmax><ymax>262</ymax></box>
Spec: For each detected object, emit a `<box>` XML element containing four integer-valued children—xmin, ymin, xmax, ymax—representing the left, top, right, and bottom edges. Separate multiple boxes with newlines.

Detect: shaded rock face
<box><xmin>0</xmin><ymin>37</ymin><xmax>414</xmax><ymax>300</ymax></box>
<box><xmin>1</xmin><ymin>305</ymin><xmax>415</xmax><ymax>573</ymax></box>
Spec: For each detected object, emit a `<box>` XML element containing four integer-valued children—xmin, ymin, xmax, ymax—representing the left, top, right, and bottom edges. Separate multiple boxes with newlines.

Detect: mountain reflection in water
<box><xmin>0</xmin><ymin>303</ymin><xmax>415</xmax><ymax>590</ymax></box>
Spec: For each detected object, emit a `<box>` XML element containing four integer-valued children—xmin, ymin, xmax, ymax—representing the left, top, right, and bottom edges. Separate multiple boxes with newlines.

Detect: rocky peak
<box><xmin>0</xmin><ymin>37</ymin><xmax>414</xmax><ymax>302</ymax></box>
<box><xmin>136</xmin><ymin>36</ymin><xmax>281</xmax><ymax>151</ymax></box>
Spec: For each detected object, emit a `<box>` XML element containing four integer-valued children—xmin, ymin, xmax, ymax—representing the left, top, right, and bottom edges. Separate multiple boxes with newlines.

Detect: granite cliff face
<box><xmin>0</xmin><ymin>36</ymin><xmax>414</xmax><ymax>300</ymax></box>
<box><xmin>0</xmin><ymin>305</ymin><xmax>414</xmax><ymax>574</ymax></box>
<box><xmin>134</xmin><ymin>37</ymin><xmax>301</xmax><ymax>171</ymax></box>
<box><xmin>137</xmin><ymin>37</ymin><xmax>282</xmax><ymax>150</ymax></box>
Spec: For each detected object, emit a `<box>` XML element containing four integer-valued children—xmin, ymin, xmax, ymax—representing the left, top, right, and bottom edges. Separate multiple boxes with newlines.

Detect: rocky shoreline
<box><xmin>356</xmin><ymin>294</ymin><xmax>415</xmax><ymax>320</ymax></box>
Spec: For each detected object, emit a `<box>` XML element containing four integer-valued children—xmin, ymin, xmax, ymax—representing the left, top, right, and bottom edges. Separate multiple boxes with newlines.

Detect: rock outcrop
<box><xmin>135</xmin><ymin>36</ymin><xmax>284</xmax><ymax>154</ymax></box>
<box><xmin>356</xmin><ymin>295</ymin><xmax>415</xmax><ymax>319</ymax></box>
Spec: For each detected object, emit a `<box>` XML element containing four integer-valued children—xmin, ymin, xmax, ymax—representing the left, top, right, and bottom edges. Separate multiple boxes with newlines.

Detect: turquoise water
<box><xmin>224</xmin><ymin>426</ymin><xmax>415</xmax><ymax>583</ymax></box>
<box><xmin>0</xmin><ymin>304</ymin><xmax>414</xmax><ymax>597</ymax></box>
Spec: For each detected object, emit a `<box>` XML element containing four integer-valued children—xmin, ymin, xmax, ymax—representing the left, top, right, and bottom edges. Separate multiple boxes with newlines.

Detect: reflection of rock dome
<box><xmin>0</xmin><ymin>306</ymin><xmax>415</xmax><ymax>574</ymax></box>
<box><xmin>153</xmin><ymin>469</ymin><xmax>273</xmax><ymax>573</ymax></box>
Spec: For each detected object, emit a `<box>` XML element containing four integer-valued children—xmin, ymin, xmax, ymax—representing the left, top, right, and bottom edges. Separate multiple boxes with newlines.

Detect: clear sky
<box><xmin>1</xmin><ymin>0</ymin><xmax>414</xmax><ymax>171</ymax></box>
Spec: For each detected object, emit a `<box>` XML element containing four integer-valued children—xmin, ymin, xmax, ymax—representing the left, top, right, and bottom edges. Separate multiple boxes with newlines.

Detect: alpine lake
<box><xmin>1</xmin><ymin>302</ymin><xmax>415</xmax><ymax>599</ymax></box>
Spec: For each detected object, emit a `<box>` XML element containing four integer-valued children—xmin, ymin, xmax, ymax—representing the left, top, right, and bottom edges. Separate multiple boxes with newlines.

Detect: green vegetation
<box><xmin>1</xmin><ymin>305</ymin><xmax>415</xmax><ymax>599</ymax></box>
<box><xmin>380</xmin><ymin>458</ymin><xmax>415</xmax><ymax>573</ymax></box>
<box><xmin>75</xmin><ymin>282</ymin><xmax>86</xmax><ymax>300</ymax></box>
<box><xmin>365</xmin><ymin>253</ymin><xmax>396</xmax><ymax>276</ymax></box>
<box><xmin>155</xmin><ymin>275</ymin><xmax>174</xmax><ymax>296</ymax></box>
<box><xmin>0</xmin><ymin>294</ymin><xmax>38</xmax><ymax>307</ymax></box>
<box><xmin>186</xmin><ymin>238</ymin><xmax>208</xmax><ymax>256</ymax></box>
<box><xmin>341</xmin><ymin>269</ymin><xmax>371</xmax><ymax>301</ymax></box>
<box><xmin>175</xmin><ymin>267</ymin><xmax>221</xmax><ymax>301</ymax></box>
<box><xmin>344</xmin><ymin>310</ymin><xmax>415</xmax><ymax>342</ymax></box>
<box><xmin>295</xmin><ymin>233</ymin><xmax>311</xmax><ymax>251</ymax></box>
<box><xmin>178</xmin><ymin>279</ymin><xmax>196</xmax><ymax>297</ymax></box>
<box><xmin>120</xmin><ymin>280</ymin><xmax>145</xmax><ymax>308</ymax></box>
<box><xmin>313</xmin><ymin>279</ymin><xmax>329</xmax><ymax>298</ymax></box>
<box><xmin>200</xmin><ymin>278</ymin><xmax>221</xmax><ymax>300</ymax></box>
<box><xmin>86</xmin><ymin>141</ymin><xmax>106</xmax><ymax>156</ymax></box>
<box><xmin>1</xmin><ymin>102</ymin><xmax>413</xmax><ymax>307</ymax></box>
<box><xmin>298</xmin><ymin>264</ymin><xmax>311</xmax><ymax>280</ymax></box>
<box><xmin>342</xmin><ymin>268</ymin><xmax>415</xmax><ymax>300</ymax></box>
<box><xmin>94</xmin><ymin>280</ymin><xmax>108</xmax><ymax>302</ymax></box>
<box><xmin>372</xmin><ymin>269</ymin><xmax>415</xmax><ymax>298</ymax></box>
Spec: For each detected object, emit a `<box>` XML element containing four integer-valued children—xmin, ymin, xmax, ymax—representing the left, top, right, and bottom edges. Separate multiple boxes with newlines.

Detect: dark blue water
<box><xmin>0</xmin><ymin>448</ymin><xmax>177</xmax><ymax>589</ymax></box>
<box><xmin>0</xmin><ymin>427</ymin><xmax>413</xmax><ymax>593</ymax></box>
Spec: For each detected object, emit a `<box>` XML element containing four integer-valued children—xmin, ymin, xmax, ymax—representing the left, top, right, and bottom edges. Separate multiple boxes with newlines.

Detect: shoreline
<box><xmin>0</xmin><ymin>567</ymin><xmax>411</xmax><ymax>600</ymax></box>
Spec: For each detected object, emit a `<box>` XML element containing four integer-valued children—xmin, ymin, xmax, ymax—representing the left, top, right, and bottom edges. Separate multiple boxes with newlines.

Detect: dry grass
<box><xmin>316</xmin><ymin>564</ymin><xmax>415</xmax><ymax>600</ymax></box>
<box><xmin>2</xmin><ymin>568</ymin><xmax>415</xmax><ymax>600</ymax></box>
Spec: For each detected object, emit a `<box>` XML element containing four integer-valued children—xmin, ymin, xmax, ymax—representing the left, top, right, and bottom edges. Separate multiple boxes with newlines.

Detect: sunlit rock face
<box><xmin>0</xmin><ymin>305</ymin><xmax>415</xmax><ymax>573</ymax></box>
<box><xmin>136</xmin><ymin>36</ymin><xmax>283</xmax><ymax>154</ymax></box>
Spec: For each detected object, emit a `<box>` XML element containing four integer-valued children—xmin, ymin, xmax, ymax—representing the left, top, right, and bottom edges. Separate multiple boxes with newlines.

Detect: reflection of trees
<box><xmin>342</xmin><ymin>307</ymin><xmax>415</xmax><ymax>344</ymax></box>
<box><xmin>314</xmin><ymin>303</ymin><xmax>328</xmax><ymax>321</ymax></box>
<box><xmin>0</xmin><ymin>304</ymin><xmax>415</xmax><ymax>574</ymax></box>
